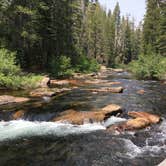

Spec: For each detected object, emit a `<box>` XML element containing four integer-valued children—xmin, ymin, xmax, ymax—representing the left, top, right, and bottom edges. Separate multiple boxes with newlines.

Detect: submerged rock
<box><xmin>30</xmin><ymin>88</ymin><xmax>56</xmax><ymax>97</ymax></box>
<box><xmin>30</xmin><ymin>88</ymin><xmax>71</xmax><ymax>97</ymax></box>
<box><xmin>50</xmin><ymin>79</ymin><xmax>84</xmax><ymax>87</ymax></box>
<box><xmin>137</xmin><ymin>89</ymin><xmax>145</xmax><ymax>95</ymax></box>
<box><xmin>84</xmin><ymin>80</ymin><xmax>121</xmax><ymax>85</ymax></box>
<box><xmin>12</xmin><ymin>110</ymin><xmax>27</xmax><ymax>120</ymax></box>
<box><xmin>88</xmin><ymin>87</ymin><xmax>124</xmax><ymax>93</ymax></box>
<box><xmin>0</xmin><ymin>95</ymin><xmax>30</xmax><ymax>106</ymax></box>
<box><xmin>52</xmin><ymin>104</ymin><xmax>122</xmax><ymax>125</ymax></box>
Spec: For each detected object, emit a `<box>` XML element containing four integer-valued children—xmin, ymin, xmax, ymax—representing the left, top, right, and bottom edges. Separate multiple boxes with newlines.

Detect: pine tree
<box><xmin>158</xmin><ymin>0</ymin><xmax>166</xmax><ymax>56</ymax></box>
<box><xmin>143</xmin><ymin>0</ymin><xmax>160</xmax><ymax>53</ymax></box>
<box><xmin>112</xmin><ymin>2</ymin><xmax>121</xmax><ymax>62</ymax></box>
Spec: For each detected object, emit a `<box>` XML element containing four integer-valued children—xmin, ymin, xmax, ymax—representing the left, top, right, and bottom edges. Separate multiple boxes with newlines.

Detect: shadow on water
<box><xmin>0</xmin><ymin>70</ymin><xmax>165</xmax><ymax>166</ymax></box>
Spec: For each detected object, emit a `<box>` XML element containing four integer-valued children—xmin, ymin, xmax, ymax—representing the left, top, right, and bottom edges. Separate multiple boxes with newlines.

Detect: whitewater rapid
<box><xmin>120</xmin><ymin>120</ymin><xmax>166</xmax><ymax>159</ymax></box>
<box><xmin>0</xmin><ymin>116</ymin><xmax>126</xmax><ymax>142</ymax></box>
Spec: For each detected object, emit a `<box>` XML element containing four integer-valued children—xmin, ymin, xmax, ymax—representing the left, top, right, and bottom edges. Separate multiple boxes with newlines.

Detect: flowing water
<box><xmin>0</xmin><ymin>70</ymin><xmax>165</xmax><ymax>166</ymax></box>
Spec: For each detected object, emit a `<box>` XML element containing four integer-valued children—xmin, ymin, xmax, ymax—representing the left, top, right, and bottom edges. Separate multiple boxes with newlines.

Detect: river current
<box><xmin>0</xmin><ymin>70</ymin><xmax>165</xmax><ymax>166</ymax></box>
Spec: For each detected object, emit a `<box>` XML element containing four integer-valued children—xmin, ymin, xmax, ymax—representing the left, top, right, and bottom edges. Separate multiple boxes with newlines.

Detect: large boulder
<box><xmin>50</xmin><ymin>80</ymin><xmax>70</xmax><ymax>86</ymax></box>
<box><xmin>125</xmin><ymin>118</ymin><xmax>150</xmax><ymax>130</ymax></box>
<box><xmin>107</xmin><ymin>112</ymin><xmax>161</xmax><ymax>132</ymax></box>
<box><xmin>101</xmin><ymin>104</ymin><xmax>122</xmax><ymax>114</ymax></box>
<box><xmin>0</xmin><ymin>95</ymin><xmax>30</xmax><ymax>106</ymax></box>
<box><xmin>52</xmin><ymin>104</ymin><xmax>122</xmax><ymax>125</ymax></box>
<box><xmin>128</xmin><ymin>111</ymin><xmax>161</xmax><ymax>124</ymax></box>
<box><xmin>53</xmin><ymin>109</ymin><xmax>105</xmax><ymax>125</ymax></box>
<box><xmin>107</xmin><ymin>118</ymin><xmax>150</xmax><ymax>132</ymax></box>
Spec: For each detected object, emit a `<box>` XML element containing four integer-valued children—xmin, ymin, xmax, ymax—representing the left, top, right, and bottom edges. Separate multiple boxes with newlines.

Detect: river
<box><xmin>0</xmin><ymin>70</ymin><xmax>165</xmax><ymax>166</ymax></box>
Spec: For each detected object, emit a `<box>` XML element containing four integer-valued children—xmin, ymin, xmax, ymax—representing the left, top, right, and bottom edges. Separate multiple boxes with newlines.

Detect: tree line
<box><xmin>0</xmin><ymin>0</ymin><xmax>142</xmax><ymax>71</ymax></box>
<box><xmin>0</xmin><ymin>0</ymin><xmax>165</xmax><ymax>78</ymax></box>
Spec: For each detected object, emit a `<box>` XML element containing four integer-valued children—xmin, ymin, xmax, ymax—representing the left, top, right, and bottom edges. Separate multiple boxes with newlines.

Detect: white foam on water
<box><xmin>103</xmin><ymin>116</ymin><xmax>126</xmax><ymax>128</ymax></box>
<box><xmin>122</xmin><ymin>138</ymin><xmax>142</xmax><ymax>158</ymax></box>
<box><xmin>122</xmin><ymin>141</ymin><xmax>166</xmax><ymax>159</ymax></box>
<box><xmin>0</xmin><ymin>116</ymin><xmax>129</xmax><ymax>142</ymax></box>
<box><xmin>0</xmin><ymin>120</ymin><xmax>105</xmax><ymax>142</ymax></box>
<box><xmin>121</xmin><ymin>120</ymin><xmax>166</xmax><ymax>159</ymax></box>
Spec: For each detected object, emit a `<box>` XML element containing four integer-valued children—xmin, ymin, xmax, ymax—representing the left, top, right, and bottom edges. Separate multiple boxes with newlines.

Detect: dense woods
<box><xmin>0</xmin><ymin>0</ymin><xmax>141</xmax><ymax>69</ymax></box>
<box><xmin>0</xmin><ymin>0</ymin><xmax>165</xmax><ymax>88</ymax></box>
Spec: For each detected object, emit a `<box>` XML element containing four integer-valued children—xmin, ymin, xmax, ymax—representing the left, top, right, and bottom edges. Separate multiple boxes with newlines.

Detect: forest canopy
<box><xmin>0</xmin><ymin>0</ymin><xmax>165</xmax><ymax>85</ymax></box>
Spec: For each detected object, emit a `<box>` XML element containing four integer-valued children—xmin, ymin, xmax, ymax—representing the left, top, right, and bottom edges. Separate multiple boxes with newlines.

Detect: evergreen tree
<box><xmin>158</xmin><ymin>0</ymin><xmax>166</xmax><ymax>56</ymax></box>
<box><xmin>112</xmin><ymin>2</ymin><xmax>121</xmax><ymax>62</ymax></box>
<box><xmin>143</xmin><ymin>0</ymin><xmax>160</xmax><ymax>53</ymax></box>
<box><xmin>0</xmin><ymin>0</ymin><xmax>144</xmax><ymax>72</ymax></box>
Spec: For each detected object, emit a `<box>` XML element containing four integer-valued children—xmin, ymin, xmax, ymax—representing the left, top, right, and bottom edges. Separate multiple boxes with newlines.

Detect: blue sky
<box><xmin>99</xmin><ymin>0</ymin><xmax>146</xmax><ymax>25</ymax></box>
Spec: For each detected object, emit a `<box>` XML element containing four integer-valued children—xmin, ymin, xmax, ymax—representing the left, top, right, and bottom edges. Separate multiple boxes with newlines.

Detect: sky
<box><xmin>99</xmin><ymin>0</ymin><xmax>146</xmax><ymax>25</ymax></box>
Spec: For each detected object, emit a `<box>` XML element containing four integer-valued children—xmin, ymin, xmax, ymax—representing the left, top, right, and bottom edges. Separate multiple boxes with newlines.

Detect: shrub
<box><xmin>0</xmin><ymin>73</ymin><xmax>42</xmax><ymax>90</ymax></box>
<box><xmin>75</xmin><ymin>55</ymin><xmax>100</xmax><ymax>73</ymax></box>
<box><xmin>0</xmin><ymin>48</ymin><xmax>21</xmax><ymax>75</ymax></box>
<box><xmin>128</xmin><ymin>53</ymin><xmax>166</xmax><ymax>80</ymax></box>
<box><xmin>50</xmin><ymin>55</ymin><xmax>74</xmax><ymax>78</ymax></box>
<box><xmin>0</xmin><ymin>48</ymin><xmax>43</xmax><ymax>89</ymax></box>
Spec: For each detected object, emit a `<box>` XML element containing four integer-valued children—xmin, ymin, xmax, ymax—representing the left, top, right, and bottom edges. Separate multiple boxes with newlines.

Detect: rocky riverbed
<box><xmin>0</xmin><ymin>68</ymin><xmax>165</xmax><ymax>166</ymax></box>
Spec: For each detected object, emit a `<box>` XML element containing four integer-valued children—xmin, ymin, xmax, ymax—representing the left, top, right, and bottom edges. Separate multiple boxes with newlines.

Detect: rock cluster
<box><xmin>108</xmin><ymin>111</ymin><xmax>161</xmax><ymax>132</ymax></box>
<box><xmin>53</xmin><ymin>102</ymin><xmax>161</xmax><ymax>132</ymax></box>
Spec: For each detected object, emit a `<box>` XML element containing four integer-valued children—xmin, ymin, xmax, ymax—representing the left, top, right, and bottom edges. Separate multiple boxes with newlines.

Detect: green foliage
<box><xmin>75</xmin><ymin>55</ymin><xmax>100</xmax><ymax>73</ymax></box>
<box><xmin>158</xmin><ymin>0</ymin><xmax>166</xmax><ymax>56</ymax></box>
<box><xmin>50</xmin><ymin>56</ymin><xmax>74</xmax><ymax>78</ymax></box>
<box><xmin>143</xmin><ymin>0</ymin><xmax>160</xmax><ymax>54</ymax></box>
<box><xmin>0</xmin><ymin>73</ymin><xmax>42</xmax><ymax>90</ymax></box>
<box><xmin>0</xmin><ymin>0</ymin><xmax>164</xmax><ymax>82</ymax></box>
<box><xmin>0</xmin><ymin>48</ymin><xmax>21</xmax><ymax>75</ymax></box>
<box><xmin>129</xmin><ymin>53</ymin><xmax>166</xmax><ymax>80</ymax></box>
<box><xmin>0</xmin><ymin>0</ymin><xmax>143</xmax><ymax>72</ymax></box>
<box><xmin>0</xmin><ymin>48</ymin><xmax>43</xmax><ymax>89</ymax></box>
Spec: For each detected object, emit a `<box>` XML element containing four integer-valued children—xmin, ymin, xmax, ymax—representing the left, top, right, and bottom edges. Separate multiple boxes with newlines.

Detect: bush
<box><xmin>75</xmin><ymin>55</ymin><xmax>100</xmax><ymax>73</ymax></box>
<box><xmin>0</xmin><ymin>48</ymin><xmax>21</xmax><ymax>75</ymax></box>
<box><xmin>0</xmin><ymin>73</ymin><xmax>42</xmax><ymax>90</ymax></box>
<box><xmin>0</xmin><ymin>48</ymin><xmax>43</xmax><ymax>89</ymax></box>
<box><xmin>50</xmin><ymin>56</ymin><xmax>74</xmax><ymax>78</ymax></box>
<box><xmin>128</xmin><ymin>53</ymin><xmax>166</xmax><ymax>80</ymax></box>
